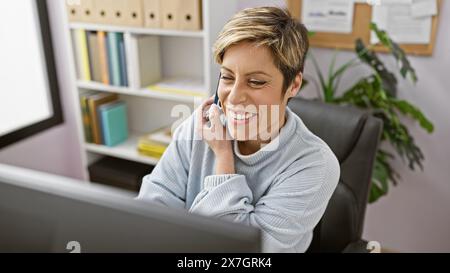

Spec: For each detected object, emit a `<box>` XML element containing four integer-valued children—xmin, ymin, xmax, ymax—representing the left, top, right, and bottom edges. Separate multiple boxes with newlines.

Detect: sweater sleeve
<box><xmin>136</xmin><ymin>117</ymin><xmax>193</xmax><ymax>209</ymax></box>
<box><xmin>188</xmin><ymin>149</ymin><xmax>340</xmax><ymax>253</ymax></box>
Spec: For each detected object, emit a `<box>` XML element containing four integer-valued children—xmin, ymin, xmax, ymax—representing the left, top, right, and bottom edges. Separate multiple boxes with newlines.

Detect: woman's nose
<box><xmin>227</xmin><ymin>82</ymin><xmax>247</xmax><ymax>105</ymax></box>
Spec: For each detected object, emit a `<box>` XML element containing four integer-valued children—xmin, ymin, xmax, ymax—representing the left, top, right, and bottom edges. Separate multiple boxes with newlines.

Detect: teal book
<box><xmin>107</xmin><ymin>32</ymin><xmax>121</xmax><ymax>86</ymax></box>
<box><xmin>118</xmin><ymin>35</ymin><xmax>128</xmax><ymax>87</ymax></box>
<box><xmin>105</xmin><ymin>32</ymin><xmax>114</xmax><ymax>85</ymax></box>
<box><xmin>98</xmin><ymin>101</ymin><xmax>128</xmax><ymax>147</ymax></box>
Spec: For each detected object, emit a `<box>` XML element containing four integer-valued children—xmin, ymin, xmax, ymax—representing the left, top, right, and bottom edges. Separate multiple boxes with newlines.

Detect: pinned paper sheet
<box><xmin>354</xmin><ymin>0</ymin><xmax>412</xmax><ymax>4</ymax></box>
<box><xmin>411</xmin><ymin>0</ymin><xmax>437</xmax><ymax>18</ymax></box>
<box><xmin>302</xmin><ymin>0</ymin><xmax>355</xmax><ymax>34</ymax></box>
<box><xmin>371</xmin><ymin>2</ymin><xmax>432</xmax><ymax>44</ymax></box>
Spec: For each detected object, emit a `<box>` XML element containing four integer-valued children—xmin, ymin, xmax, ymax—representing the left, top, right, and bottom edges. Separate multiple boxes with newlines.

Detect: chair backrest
<box><xmin>288</xmin><ymin>98</ymin><xmax>383</xmax><ymax>252</ymax></box>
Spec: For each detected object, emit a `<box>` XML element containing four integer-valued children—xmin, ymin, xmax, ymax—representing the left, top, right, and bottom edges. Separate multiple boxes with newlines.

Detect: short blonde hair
<box><xmin>213</xmin><ymin>6</ymin><xmax>309</xmax><ymax>92</ymax></box>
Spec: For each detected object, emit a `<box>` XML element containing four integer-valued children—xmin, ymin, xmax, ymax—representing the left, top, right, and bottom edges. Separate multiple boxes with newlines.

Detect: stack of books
<box><xmin>137</xmin><ymin>126</ymin><xmax>172</xmax><ymax>159</ymax></box>
<box><xmin>80</xmin><ymin>92</ymin><xmax>128</xmax><ymax>147</ymax></box>
<box><xmin>72</xmin><ymin>30</ymin><xmax>128</xmax><ymax>87</ymax></box>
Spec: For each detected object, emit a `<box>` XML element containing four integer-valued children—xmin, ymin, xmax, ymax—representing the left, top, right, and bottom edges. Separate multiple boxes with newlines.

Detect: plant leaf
<box><xmin>328</xmin><ymin>50</ymin><xmax>338</xmax><ymax>88</ymax></box>
<box><xmin>391</xmin><ymin>100</ymin><xmax>434</xmax><ymax>133</ymax></box>
<box><xmin>369</xmin><ymin>149</ymin><xmax>401</xmax><ymax>203</ymax></box>
<box><xmin>308</xmin><ymin>31</ymin><xmax>316</xmax><ymax>38</ymax></box>
<box><xmin>309</xmin><ymin>52</ymin><xmax>330</xmax><ymax>101</ymax></box>
<box><xmin>370</xmin><ymin>22</ymin><xmax>418</xmax><ymax>83</ymax></box>
<box><xmin>355</xmin><ymin>39</ymin><xmax>398</xmax><ymax>97</ymax></box>
<box><xmin>336</xmin><ymin>75</ymin><xmax>428</xmax><ymax>174</ymax></box>
<box><xmin>369</xmin><ymin>181</ymin><xmax>385</xmax><ymax>203</ymax></box>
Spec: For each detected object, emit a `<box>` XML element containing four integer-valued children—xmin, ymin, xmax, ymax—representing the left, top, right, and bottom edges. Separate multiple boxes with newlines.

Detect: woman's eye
<box><xmin>221</xmin><ymin>76</ymin><xmax>234</xmax><ymax>81</ymax></box>
<box><xmin>249</xmin><ymin>80</ymin><xmax>266</xmax><ymax>87</ymax></box>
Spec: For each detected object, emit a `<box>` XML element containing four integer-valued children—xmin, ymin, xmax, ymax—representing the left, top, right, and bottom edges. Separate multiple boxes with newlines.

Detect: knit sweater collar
<box><xmin>233</xmin><ymin>106</ymin><xmax>297</xmax><ymax>166</ymax></box>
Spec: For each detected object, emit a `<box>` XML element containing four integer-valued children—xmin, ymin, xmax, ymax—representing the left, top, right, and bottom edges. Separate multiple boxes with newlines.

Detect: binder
<box><xmin>97</xmin><ymin>31</ymin><xmax>110</xmax><ymax>84</ymax></box>
<box><xmin>109</xmin><ymin>0</ymin><xmax>126</xmax><ymax>26</ymax></box>
<box><xmin>118</xmin><ymin>36</ymin><xmax>128</xmax><ymax>87</ymax></box>
<box><xmin>143</xmin><ymin>0</ymin><xmax>161</xmax><ymax>28</ymax></box>
<box><xmin>107</xmin><ymin>32</ymin><xmax>122</xmax><ymax>86</ymax></box>
<box><xmin>127</xmin><ymin>35</ymin><xmax>161</xmax><ymax>88</ymax></box>
<box><xmin>66</xmin><ymin>0</ymin><xmax>82</xmax><ymax>22</ymax></box>
<box><xmin>72</xmin><ymin>29</ymin><xmax>91</xmax><ymax>81</ymax></box>
<box><xmin>94</xmin><ymin>0</ymin><xmax>113</xmax><ymax>25</ymax></box>
<box><xmin>71</xmin><ymin>30</ymin><xmax>83</xmax><ymax>80</ymax></box>
<box><xmin>161</xmin><ymin>0</ymin><xmax>180</xmax><ymax>29</ymax></box>
<box><xmin>124</xmin><ymin>33</ymin><xmax>139</xmax><ymax>89</ymax></box>
<box><xmin>178</xmin><ymin>0</ymin><xmax>202</xmax><ymax>31</ymax></box>
<box><xmin>105</xmin><ymin>33</ymin><xmax>114</xmax><ymax>85</ymax></box>
<box><xmin>87</xmin><ymin>31</ymin><xmax>103</xmax><ymax>82</ymax></box>
<box><xmin>79</xmin><ymin>0</ymin><xmax>96</xmax><ymax>23</ymax></box>
<box><xmin>123</xmin><ymin>0</ymin><xmax>145</xmax><ymax>27</ymax></box>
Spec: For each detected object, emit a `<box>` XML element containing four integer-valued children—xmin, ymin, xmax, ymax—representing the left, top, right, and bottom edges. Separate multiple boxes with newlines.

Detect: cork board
<box><xmin>286</xmin><ymin>0</ymin><xmax>442</xmax><ymax>56</ymax></box>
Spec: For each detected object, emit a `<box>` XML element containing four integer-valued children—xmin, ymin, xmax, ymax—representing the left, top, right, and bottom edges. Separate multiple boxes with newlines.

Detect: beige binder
<box><xmin>94</xmin><ymin>0</ymin><xmax>113</xmax><ymax>25</ymax></box>
<box><xmin>161</xmin><ymin>0</ymin><xmax>180</xmax><ymax>29</ymax></box>
<box><xmin>143</xmin><ymin>0</ymin><xmax>161</xmax><ymax>28</ymax></box>
<box><xmin>79</xmin><ymin>0</ymin><xmax>96</xmax><ymax>23</ymax></box>
<box><xmin>66</xmin><ymin>0</ymin><xmax>82</xmax><ymax>22</ymax></box>
<box><xmin>123</xmin><ymin>0</ymin><xmax>145</xmax><ymax>27</ymax></box>
<box><xmin>109</xmin><ymin>0</ymin><xmax>127</xmax><ymax>26</ymax></box>
<box><xmin>178</xmin><ymin>0</ymin><xmax>202</xmax><ymax>31</ymax></box>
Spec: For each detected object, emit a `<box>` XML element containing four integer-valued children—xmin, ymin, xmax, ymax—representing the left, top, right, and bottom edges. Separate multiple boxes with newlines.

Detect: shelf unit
<box><xmin>69</xmin><ymin>22</ymin><xmax>205</xmax><ymax>38</ymax></box>
<box><xmin>84</xmin><ymin>131</ymin><xmax>159</xmax><ymax>165</ymax></box>
<box><xmin>77</xmin><ymin>80</ymin><xmax>205</xmax><ymax>104</ymax></box>
<box><xmin>63</xmin><ymin>0</ymin><xmax>239</xmax><ymax>180</ymax></box>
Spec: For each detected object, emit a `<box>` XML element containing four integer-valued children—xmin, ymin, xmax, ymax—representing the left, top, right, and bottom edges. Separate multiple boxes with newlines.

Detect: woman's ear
<box><xmin>287</xmin><ymin>72</ymin><xmax>303</xmax><ymax>100</ymax></box>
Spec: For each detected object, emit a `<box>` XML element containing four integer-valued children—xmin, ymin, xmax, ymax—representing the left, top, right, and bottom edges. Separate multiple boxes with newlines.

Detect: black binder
<box><xmin>88</xmin><ymin>156</ymin><xmax>154</xmax><ymax>192</ymax></box>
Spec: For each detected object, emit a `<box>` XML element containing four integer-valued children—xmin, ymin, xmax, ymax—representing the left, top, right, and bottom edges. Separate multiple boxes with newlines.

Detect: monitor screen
<box><xmin>0</xmin><ymin>163</ymin><xmax>261</xmax><ymax>253</ymax></box>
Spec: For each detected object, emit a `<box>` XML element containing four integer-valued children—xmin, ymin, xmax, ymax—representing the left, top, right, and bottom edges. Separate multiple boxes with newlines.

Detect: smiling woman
<box><xmin>137</xmin><ymin>6</ymin><xmax>340</xmax><ymax>253</ymax></box>
<box><xmin>0</xmin><ymin>0</ymin><xmax>63</xmax><ymax>149</ymax></box>
<box><xmin>218</xmin><ymin>42</ymin><xmax>292</xmax><ymax>154</ymax></box>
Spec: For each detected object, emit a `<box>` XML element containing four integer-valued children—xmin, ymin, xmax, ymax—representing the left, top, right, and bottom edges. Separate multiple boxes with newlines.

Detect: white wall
<box><xmin>360</xmin><ymin>0</ymin><xmax>450</xmax><ymax>250</ymax></box>
<box><xmin>0</xmin><ymin>0</ymin><xmax>84</xmax><ymax>180</ymax></box>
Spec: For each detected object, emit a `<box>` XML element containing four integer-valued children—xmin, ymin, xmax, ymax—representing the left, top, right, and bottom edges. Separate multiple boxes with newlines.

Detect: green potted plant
<box><xmin>306</xmin><ymin>23</ymin><xmax>434</xmax><ymax>203</ymax></box>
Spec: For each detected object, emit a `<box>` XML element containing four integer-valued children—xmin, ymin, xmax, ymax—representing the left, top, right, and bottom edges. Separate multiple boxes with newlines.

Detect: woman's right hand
<box><xmin>195</xmin><ymin>96</ymin><xmax>233</xmax><ymax>155</ymax></box>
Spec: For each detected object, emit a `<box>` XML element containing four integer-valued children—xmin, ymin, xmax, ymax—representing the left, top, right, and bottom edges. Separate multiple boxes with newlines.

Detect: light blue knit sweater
<box><xmin>137</xmin><ymin>106</ymin><xmax>340</xmax><ymax>252</ymax></box>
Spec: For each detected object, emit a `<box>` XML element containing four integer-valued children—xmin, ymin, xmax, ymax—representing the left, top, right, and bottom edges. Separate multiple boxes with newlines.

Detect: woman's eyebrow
<box><xmin>220</xmin><ymin>66</ymin><xmax>234</xmax><ymax>73</ymax></box>
<box><xmin>247</xmin><ymin>71</ymin><xmax>271</xmax><ymax>77</ymax></box>
<box><xmin>221</xmin><ymin>66</ymin><xmax>271</xmax><ymax>77</ymax></box>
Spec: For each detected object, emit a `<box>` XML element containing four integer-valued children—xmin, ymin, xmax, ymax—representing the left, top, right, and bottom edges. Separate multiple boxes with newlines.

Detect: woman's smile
<box><xmin>227</xmin><ymin>109</ymin><xmax>258</xmax><ymax>126</ymax></box>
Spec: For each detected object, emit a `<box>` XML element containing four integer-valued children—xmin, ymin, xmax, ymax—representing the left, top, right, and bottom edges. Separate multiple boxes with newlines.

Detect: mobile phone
<box><xmin>207</xmin><ymin>73</ymin><xmax>226</xmax><ymax>126</ymax></box>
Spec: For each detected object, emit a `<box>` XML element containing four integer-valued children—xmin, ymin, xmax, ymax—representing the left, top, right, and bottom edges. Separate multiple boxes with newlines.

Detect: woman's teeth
<box><xmin>230</xmin><ymin>112</ymin><xmax>256</xmax><ymax>120</ymax></box>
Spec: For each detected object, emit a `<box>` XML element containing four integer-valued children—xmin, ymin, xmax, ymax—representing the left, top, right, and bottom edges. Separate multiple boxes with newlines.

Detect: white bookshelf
<box><xmin>77</xmin><ymin>79</ymin><xmax>206</xmax><ymax>104</ymax></box>
<box><xmin>64</xmin><ymin>0</ymin><xmax>239</xmax><ymax>180</ymax></box>
<box><xmin>84</xmin><ymin>132</ymin><xmax>159</xmax><ymax>165</ymax></box>
<box><xmin>69</xmin><ymin>22</ymin><xmax>205</xmax><ymax>38</ymax></box>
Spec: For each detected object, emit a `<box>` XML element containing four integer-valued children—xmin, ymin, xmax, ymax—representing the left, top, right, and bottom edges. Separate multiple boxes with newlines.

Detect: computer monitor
<box><xmin>0</xmin><ymin>163</ymin><xmax>260</xmax><ymax>253</ymax></box>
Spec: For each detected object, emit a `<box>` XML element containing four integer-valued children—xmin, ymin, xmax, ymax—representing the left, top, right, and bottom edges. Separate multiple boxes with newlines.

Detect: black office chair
<box><xmin>288</xmin><ymin>98</ymin><xmax>383</xmax><ymax>253</ymax></box>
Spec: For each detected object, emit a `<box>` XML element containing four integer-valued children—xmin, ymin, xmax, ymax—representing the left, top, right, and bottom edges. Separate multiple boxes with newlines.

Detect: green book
<box><xmin>80</xmin><ymin>92</ymin><xmax>97</xmax><ymax>143</ymax></box>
